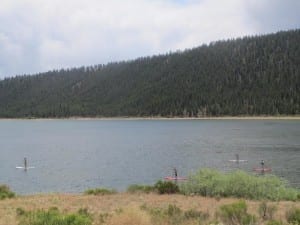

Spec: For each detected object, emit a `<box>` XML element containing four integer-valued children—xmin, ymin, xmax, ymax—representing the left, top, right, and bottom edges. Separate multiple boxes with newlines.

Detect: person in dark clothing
<box><xmin>235</xmin><ymin>154</ymin><xmax>239</xmax><ymax>164</ymax></box>
<box><xmin>173</xmin><ymin>167</ymin><xmax>178</xmax><ymax>179</ymax></box>
<box><xmin>261</xmin><ymin>160</ymin><xmax>265</xmax><ymax>168</ymax></box>
<box><xmin>260</xmin><ymin>160</ymin><xmax>265</xmax><ymax>175</ymax></box>
<box><xmin>24</xmin><ymin>157</ymin><xmax>27</xmax><ymax>171</ymax></box>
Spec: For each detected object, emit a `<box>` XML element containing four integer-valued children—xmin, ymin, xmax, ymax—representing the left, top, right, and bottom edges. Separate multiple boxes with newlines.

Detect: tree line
<box><xmin>0</xmin><ymin>29</ymin><xmax>299</xmax><ymax>118</ymax></box>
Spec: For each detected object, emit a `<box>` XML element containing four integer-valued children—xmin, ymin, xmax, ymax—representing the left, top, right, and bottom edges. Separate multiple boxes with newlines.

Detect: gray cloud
<box><xmin>245</xmin><ymin>0</ymin><xmax>300</xmax><ymax>34</ymax></box>
<box><xmin>0</xmin><ymin>0</ymin><xmax>299</xmax><ymax>78</ymax></box>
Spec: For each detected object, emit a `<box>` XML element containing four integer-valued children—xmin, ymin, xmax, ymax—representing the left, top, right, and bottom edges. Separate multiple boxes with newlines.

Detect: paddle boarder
<box><xmin>173</xmin><ymin>167</ymin><xmax>178</xmax><ymax>180</ymax></box>
<box><xmin>24</xmin><ymin>157</ymin><xmax>27</xmax><ymax>171</ymax></box>
<box><xmin>235</xmin><ymin>154</ymin><xmax>239</xmax><ymax>164</ymax></box>
<box><xmin>261</xmin><ymin>160</ymin><xmax>265</xmax><ymax>168</ymax></box>
<box><xmin>260</xmin><ymin>159</ymin><xmax>265</xmax><ymax>175</ymax></box>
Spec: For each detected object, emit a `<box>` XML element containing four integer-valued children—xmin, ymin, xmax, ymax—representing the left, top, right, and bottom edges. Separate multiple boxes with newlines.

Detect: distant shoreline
<box><xmin>0</xmin><ymin>115</ymin><xmax>300</xmax><ymax>121</ymax></box>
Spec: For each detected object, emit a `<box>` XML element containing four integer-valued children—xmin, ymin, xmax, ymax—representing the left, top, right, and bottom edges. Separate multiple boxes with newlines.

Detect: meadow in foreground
<box><xmin>0</xmin><ymin>169</ymin><xmax>299</xmax><ymax>225</ymax></box>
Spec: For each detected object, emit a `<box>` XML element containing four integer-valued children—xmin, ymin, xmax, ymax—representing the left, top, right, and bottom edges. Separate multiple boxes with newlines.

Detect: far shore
<box><xmin>0</xmin><ymin>115</ymin><xmax>300</xmax><ymax>121</ymax></box>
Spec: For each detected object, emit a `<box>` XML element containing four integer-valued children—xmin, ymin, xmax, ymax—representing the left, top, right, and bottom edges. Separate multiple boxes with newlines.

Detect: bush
<box><xmin>17</xmin><ymin>207</ymin><xmax>92</xmax><ymax>225</ymax></box>
<box><xmin>154</xmin><ymin>181</ymin><xmax>179</xmax><ymax>194</ymax></box>
<box><xmin>180</xmin><ymin>169</ymin><xmax>300</xmax><ymax>200</ymax></box>
<box><xmin>127</xmin><ymin>184</ymin><xmax>155</xmax><ymax>194</ymax></box>
<box><xmin>286</xmin><ymin>207</ymin><xmax>300</xmax><ymax>225</ymax></box>
<box><xmin>16</xmin><ymin>208</ymin><xmax>26</xmax><ymax>216</ymax></box>
<box><xmin>218</xmin><ymin>201</ymin><xmax>256</xmax><ymax>225</ymax></box>
<box><xmin>84</xmin><ymin>188</ymin><xmax>116</xmax><ymax>195</ymax></box>
<box><xmin>128</xmin><ymin>181</ymin><xmax>179</xmax><ymax>194</ymax></box>
<box><xmin>0</xmin><ymin>184</ymin><xmax>15</xmax><ymax>199</ymax></box>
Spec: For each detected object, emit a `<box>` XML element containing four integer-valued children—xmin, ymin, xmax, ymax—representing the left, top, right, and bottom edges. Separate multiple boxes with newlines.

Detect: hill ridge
<box><xmin>0</xmin><ymin>29</ymin><xmax>299</xmax><ymax>118</ymax></box>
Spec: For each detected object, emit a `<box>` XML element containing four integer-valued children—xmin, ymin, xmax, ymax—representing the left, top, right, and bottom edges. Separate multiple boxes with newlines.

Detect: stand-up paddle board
<box><xmin>229</xmin><ymin>154</ymin><xmax>247</xmax><ymax>163</ymax></box>
<box><xmin>228</xmin><ymin>159</ymin><xmax>248</xmax><ymax>162</ymax></box>
<box><xmin>16</xmin><ymin>166</ymin><xmax>35</xmax><ymax>169</ymax></box>
<box><xmin>16</xmin><ymin>157</ymin><xmax>35</xmax><ymax>170</ymax></box>
<box><xmin>253</xmin><ymin>167</ymin><xmax>271</xmax><ymax>172</ymax></box>
<box><xmin>164</xmin><ymin>176</ymin><xmax>187</xmax><ymax>181</ymax></box>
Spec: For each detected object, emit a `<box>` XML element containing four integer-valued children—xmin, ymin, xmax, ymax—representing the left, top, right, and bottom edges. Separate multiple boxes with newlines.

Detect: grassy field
<box><xmin>1</xmin><ymin>170</ymin><xmax>299</xmax><ymax>224</ymax></box>
<box><xmin>0</xmin><ymin>193</ymin><xmax>299</xmax><ymax>225</ymax></box>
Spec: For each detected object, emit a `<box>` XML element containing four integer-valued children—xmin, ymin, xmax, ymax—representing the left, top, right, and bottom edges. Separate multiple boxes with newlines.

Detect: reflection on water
<box><xmin>0</xmin><ymin>119</ymin><xmax>299</xmax><ymax>194</ymax></box>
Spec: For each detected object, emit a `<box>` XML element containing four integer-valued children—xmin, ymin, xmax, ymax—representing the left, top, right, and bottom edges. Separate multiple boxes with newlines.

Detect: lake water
<box><xmin>0</xmin><ymin>119</ymin><xmax>299</xmax><ymax>194</ymax></box>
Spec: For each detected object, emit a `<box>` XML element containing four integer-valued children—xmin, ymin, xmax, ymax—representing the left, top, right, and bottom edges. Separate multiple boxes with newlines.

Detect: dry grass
<box><xmin>106</xmin><ymin>207</ymin><xmax>151</xmax><ymax>225</ymax></box>
<box><xmin>0</xmin><ymin>193</ymin><xmax>299</xmax><ymax>225</ymax></box>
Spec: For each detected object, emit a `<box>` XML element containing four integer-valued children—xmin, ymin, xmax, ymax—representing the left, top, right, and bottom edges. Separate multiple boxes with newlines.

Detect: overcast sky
<box><xmin>0</xmin><ymin>0</ymin><xmax>299</xmax><ymax>78</ymax></box>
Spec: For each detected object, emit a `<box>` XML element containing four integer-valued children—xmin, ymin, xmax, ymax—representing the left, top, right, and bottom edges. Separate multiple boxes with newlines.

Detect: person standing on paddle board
<box><xmin>24</xmin><ymin>157</ymin><xmax>27</xmax><ymax>171</ymax></box>
<box><xmin>236</xmin><ymin>154</ymin><xmax>239</xmax><ymax>164</ymax></box>
<box><xmin>261</xmin><ymin>160</ymin><xmax>265</xmax><ymax>168</ymax></box>
<box><xmin>173</xmin><ymin>167</ymin><xmax>178</xmax><ymax>179</ymax></box>
<box><xmin>260</xmin><ymin>160</ymin><xmax>265</xmax><ymax>175</ymax></box>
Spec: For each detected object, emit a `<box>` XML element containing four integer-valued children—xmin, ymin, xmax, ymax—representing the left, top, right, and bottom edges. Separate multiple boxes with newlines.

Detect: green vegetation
<box><xmin>127</xmin><ymin>170</ymin><xmax>300</xmax><ymax>200</ymax></box>
<box><xmin>84</xmin><ymin>188</ymin><xmax>116</xmax><ymax>195</ymax></box>
<box><xmin>17</xmin><ymin>207</ymin><xmax>92</xmax><ymax>225</ymax></box>
<box><xmin>218</xmin><ymin>201</ymin><xmax>256</xmax><ymax>225</ymax></box>
<box><xmin>266</xmin><ymin>220</ymin><xmax>283</xmax><ymax>225</ymax></box>
<box><xmin>127</xmin><ymin>181</ymin><xmax>179</xmax><ymax>194</ymax></box>
<box><xmin>286</xmin><ymin>207</ymin><xmax>300</xmax><ymax>225</ymax></box>
<box><xmin>154</xmin><ymin>180</ymin><xmax>180</xmax><ymax>194</ymax></box>
<box><xmin>180</xmin><ymin>169</ymin><xmax>300</xmax><ymax>200</ymax></box>
<box><xmin>0</xmin><ymin>29</ymin><xmax>299</xmax><ymax>118</ymax></box>
<box><xmin>0</xmin><ymin>184</ymin><xmax>15</xmax><ymax>200</ymax></box>
<box><xmin>127</xmin><ymin>184</ymin><xmax>155</xmax><ymax>193</ymax></box>
<box><xmin>141</xmin><ymin>204</ymin><xmax>209</xmax><ymax>225</ymax></box>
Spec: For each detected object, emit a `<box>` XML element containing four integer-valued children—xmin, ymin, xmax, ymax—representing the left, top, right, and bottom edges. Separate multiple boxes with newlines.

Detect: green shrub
<box><xmin>154</xmin><ymin>180</ymin><xmax>179</xmax><ymax>194</ymax></box>
<box><xmin>84</xmin><ymin>188</ymin><xmax>116</xmax><ymax>195</ymax></box>
<box><xmin>180</xmin><ymin>169</ymin><xmax>300</xmax><ymax>200</ymax></box>
<box><xmin>0</xmin><ymin>185</ymin><xmax>15</xmax><ymax>199</ymax></box>
<box><xmin>17</xmin><ymin>207</ymin><xmax>92</xmax><ymax>225</ymax></box>
<box><xmin>16</xmin><ymin>208</ymin><xmax>26</xmax><ymax>216</ymax></box>
<box><xmin>127</xmin><ymin>184</ymin><xmax>155</xmax><ymax>193</ymax></box>
<box><xmin>286</xmin><ymin>207</ymin><xmax>300</xmax><ymax>225</ymax></box>
<box><xmin>78</xmin><ymin>208</ymin><xmax>89</xmax><ymax>217</ymax></box>
<box><xmin>128</xmin><ymin>181</ymin><xmax>179</xmax><ymax>194</ymax></box>
<box><xmin>218</xmin><ymin>201</ymin><xmax>256</xmax><ymax>225</ymax></box>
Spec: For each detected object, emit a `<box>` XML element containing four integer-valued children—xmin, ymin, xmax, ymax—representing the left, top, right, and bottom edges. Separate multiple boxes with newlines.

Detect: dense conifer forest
<box><xmin>0</xmin><ymin>29</ymin><xmax>299</xmax><ymax>118</ymax></box>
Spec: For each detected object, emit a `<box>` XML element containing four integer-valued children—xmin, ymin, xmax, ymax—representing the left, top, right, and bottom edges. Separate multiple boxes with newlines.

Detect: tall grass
<box><xmin>127</xmin><ymin>184</ymin><xmax>155</xmax><ymax>193</ymax></box>
<box><xmin>84</xmin><ymin>188</ymin><xmax>116</xmax><ymax>195</ymax></box>
<box><xmin>218</xmin><ymin>201</ymin><xmax>256</xmax><ymax>225</ymax></box>
<box><xmin>17</xmin><ymin>207</ymin><xmax>92</xmax><ymax>225</ymax></box>
<box><xmin>286</xmin><ymin>207</ymin><xmax>300</xmax><ymax>225</ymax></box>
<box><xmin>140</xmin><ymin>203</ymin><xmax>209</xmax><ymax>225</ymax></box>
<box><xmin>127</xmin><ymin>181</ymin><xmax>179</xmax><ymax>194</ymax></box>
<box><xmin>106</xmin><ymin>207</ymin><xmax>151</xmax><ymax>225</ymax></box>
<box><xmin>180</xmin><ymin>169</ymin><xmax>300</xmax><ymax>200</ymax></box>
<box><xmin>0</xmin><ymin>184</ymin><xmax>15</xmax><ymax>200</ymax></box>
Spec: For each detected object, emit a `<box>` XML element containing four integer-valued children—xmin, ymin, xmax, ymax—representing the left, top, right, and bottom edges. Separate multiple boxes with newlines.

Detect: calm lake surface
<box><xmin>0</xmin><ymin>119</ymin><xmax>299</xmax><ymax>194</ymax></box>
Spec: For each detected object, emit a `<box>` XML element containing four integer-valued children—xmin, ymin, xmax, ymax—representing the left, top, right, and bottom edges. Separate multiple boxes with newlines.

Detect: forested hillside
<box><xmin>0</xmin><ymin>29</ymin><xmax>299</xmax><ymax>118</ymax></box>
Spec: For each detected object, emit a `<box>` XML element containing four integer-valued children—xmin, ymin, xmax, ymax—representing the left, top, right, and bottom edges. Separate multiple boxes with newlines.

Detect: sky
<box><xmin>0</xmin><ymin>0</ymin><xmax>299</xmax><ymax>78</ymax></box>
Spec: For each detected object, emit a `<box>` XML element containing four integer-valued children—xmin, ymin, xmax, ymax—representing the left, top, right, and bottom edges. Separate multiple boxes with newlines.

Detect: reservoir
<box><xmin>0</xmin><ymin>119</ymin><xmax>299</xmax><ymax>194</ymax></box>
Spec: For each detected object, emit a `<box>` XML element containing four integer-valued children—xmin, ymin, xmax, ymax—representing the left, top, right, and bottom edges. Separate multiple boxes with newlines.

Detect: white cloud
<box><xmin>0</xmin><ymin>0</ymin><xmax>299</xmax><ymax>78</ymax></box>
